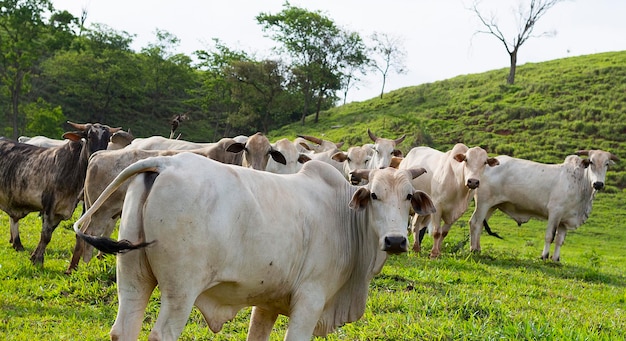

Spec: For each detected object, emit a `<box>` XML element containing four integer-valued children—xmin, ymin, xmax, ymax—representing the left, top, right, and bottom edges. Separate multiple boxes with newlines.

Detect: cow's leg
<box><xmin>110</xmin><ymin>251</ymin><xmax>156</xmax><ymax>341</ymax></box>
<box><xmin>66</xmin><ymin>235</ymin><xmax>85</xmax><ymax>274</ymax></box>
<box><xmin>431</xmin><ymin>222</ymin><xmax>452</xmax><ymax>258</ymax></box>
<box><xmin>551</xmin><ymin>226</ymin><xmax>568</xmax><ymax>262</ymax></box>
<box><xmin>541</xmin><ymin>218</ymin><xmax>559</xmax><ymax>260</ymax></box>
<box><xmin>284</xmin><ymin>288</ymin><xmax>325</xmax><ymax>341</ymax></box>
<box><xmin>30</xmin><ymin>213</ymin><xmax>61</xmax><ymax>266</ymax></box>
<box><xmin>410</xmin><ymin>214</ymin><xmax>429</xmax><ymax>253</ymax></box>
<box><xmin>9</xmin><ymin>216</ymin><xmax>24</xmax><ymax>251</ymax></box>
<box><xmin>429</xmin><ymin>213</ymin><xmax>445</xmax><ymax>258</ymax></box>
<box><xmin>248</xmin><ymin>306</ymin><xmax>279</xmax><ymax>341</ymax></box>
<box><xmin>148</xmin><ymin>290</ymin><xmax>196</xmax><ymax>341</ymax></box>
<box><xmin>469</xmin><ymin>206</ymin><xmax>493</xmax><ymax>252</ymax></box>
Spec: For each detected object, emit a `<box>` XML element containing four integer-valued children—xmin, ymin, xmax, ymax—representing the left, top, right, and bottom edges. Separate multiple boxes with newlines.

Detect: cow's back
<box><xmin>477</xmin><ymin>155</ymin><xmax>565</xmax><ymax>219</ymax></box>
<box><xmin>0</xmin><ymin>138</ymin><xmax>83</xmax><ymax>217</ymax></box>
<box><xmin>129</xmin><ymin>156</ymin><xmax>353</xmax><ymax>307</ymax></box>
<box><xmin>399</xmin><ymin>146</ymin><xmax>442</xmax><ymax>194</ymax></box>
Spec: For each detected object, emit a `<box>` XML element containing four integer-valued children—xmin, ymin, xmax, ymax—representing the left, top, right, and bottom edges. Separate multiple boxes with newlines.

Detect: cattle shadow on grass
<box><xmin>466</xmin><ymin>250</ymin><xmax>626</xmax><ymax>288</ymax></box>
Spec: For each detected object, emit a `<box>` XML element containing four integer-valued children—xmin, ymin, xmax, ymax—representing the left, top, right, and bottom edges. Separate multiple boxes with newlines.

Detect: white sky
<box><xmin>51</xmin><ymin>0</ymin><xmax>626</xmax><ymax>103</ymax></box>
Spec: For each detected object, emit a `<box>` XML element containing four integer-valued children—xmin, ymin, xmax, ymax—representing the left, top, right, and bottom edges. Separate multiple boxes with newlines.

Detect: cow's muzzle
<box><xmin>593</xmin><ymin>182</ymin><xmax>605</xmax><ymax>190</ymax></box>
<box><xmin>349</xmin><ymin>175</ymin><xmax>361</xmax><ymax>185</ymax></box>
<box><xmin>467</xmin><ymin>178</ymin><xmax>480</xmax><ymax>189</ymax></box>
<box><xmin>383</xmin><ymin>235</ymin><xmax>408</xmax><ymax>254</ymax></box>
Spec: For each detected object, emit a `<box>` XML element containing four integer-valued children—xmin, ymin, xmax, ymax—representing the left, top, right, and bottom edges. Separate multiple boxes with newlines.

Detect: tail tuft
<box><xmin>77</xmin><ymin>230</ymin><xmax>154</xmax><ymax>254</ymax></box>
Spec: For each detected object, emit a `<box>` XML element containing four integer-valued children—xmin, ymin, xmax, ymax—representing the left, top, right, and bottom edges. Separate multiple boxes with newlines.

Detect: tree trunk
<box><xmin>507</xmin><ymin>50</ymin><xmax>518</xmax><ymax>85</ymax></box>
<box><xmin>380</xmin><ymin>74</ymin><xmax>387</xmax><ymax>99</ymax></box>
<box><xmin>314</xmin><ymin>94</ymin><xmax>323</xmax><ymax>123</ymax></box>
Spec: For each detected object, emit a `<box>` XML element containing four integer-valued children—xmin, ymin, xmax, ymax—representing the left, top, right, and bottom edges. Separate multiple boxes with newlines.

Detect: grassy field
<box><xmin>0</xmin><ymin>190</ymin><xmax>624</xmax><ymax>340</ymax></box>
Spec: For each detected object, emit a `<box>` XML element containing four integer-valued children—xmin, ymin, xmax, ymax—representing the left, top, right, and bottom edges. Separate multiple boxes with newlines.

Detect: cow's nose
<box><xmin>349</xmin><ymin>175</ymin><xmax>360</xmax><ymax>185</ymax></box>
<box><xmin>467</xmin><ymin>179</ymin><xmax>480</xmax><ymax>189</ymax></box>
<box><xmin>593</xmin><ymin>182</ymin><xmax>605</xmax><ymax>190</ymax></box>
<box><xmin>383</xmin><ymin>236</ymin><xmax>408</xmax><ymax>254</ymax></box>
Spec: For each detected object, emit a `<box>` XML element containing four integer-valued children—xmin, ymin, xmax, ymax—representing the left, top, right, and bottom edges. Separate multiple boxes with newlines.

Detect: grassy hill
<box><xmin>270</xmin><ymin>50</ymin><xmax>626</xmax><ymax>189</ymax></box>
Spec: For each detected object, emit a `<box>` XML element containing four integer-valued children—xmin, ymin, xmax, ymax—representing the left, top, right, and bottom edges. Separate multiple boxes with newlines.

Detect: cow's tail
<box><xmin>483</xmin><ymin>220</ymin><xmax>503</xmax><ymax>239</ymax></box>
<box><xmin>73</xmin><ymin>158</ymin><xmax>162</xmax><ymax>254</ymax></box>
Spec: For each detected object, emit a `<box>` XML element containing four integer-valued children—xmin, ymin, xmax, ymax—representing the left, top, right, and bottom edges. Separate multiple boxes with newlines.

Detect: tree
<box><xmin>227</xmin><ymin>59</ymin><xmax>293</xmax><ymax>133</ymax></box>
<box><xmin>0</xmin><ymin>0</ymin><xmax>53</xmax><ymax>139</ymax></box>
<box><xmin>39</xmin><ymin>24</ymin><xmax>143</xmax><ymax>130</ymax></box>
<box><xmin>192</xmin><ymin>39</ymin><xmax>250</xmax><ymax>139</ymax></box>
<box><xmin>139</xmin><ymin>29</ymin><xmax>197</xmax><ymax>133</ymax></box>
<box><xmin>369</xmin><ymin>32</ymin><xmax>407</xmax><ymax>99</ymax></box>
<box><xmin>257</xmin><ymin>2</ymin><xmax>368</xmax><ymax>124</ymax></box>
<box><xmin>470</xmin><ymin>0</ymin><xmax>565</xmax><ymax>85</ymax></box>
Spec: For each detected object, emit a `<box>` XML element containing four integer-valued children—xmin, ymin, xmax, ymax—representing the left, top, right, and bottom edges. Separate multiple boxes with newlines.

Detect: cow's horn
<box><xmin>297</xmin><ymin>134</ymin><xmax>323</xmax><ymax>145</ymax></box>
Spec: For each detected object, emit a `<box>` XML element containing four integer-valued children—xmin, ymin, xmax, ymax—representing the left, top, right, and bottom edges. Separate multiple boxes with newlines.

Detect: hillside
<box><xmin>270</xmin><ymin>50</ymin><xmax>626</xmax><ymax>189</ymax></box>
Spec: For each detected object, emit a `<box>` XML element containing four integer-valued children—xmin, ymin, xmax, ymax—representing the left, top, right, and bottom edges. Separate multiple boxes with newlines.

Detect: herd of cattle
<box><xmin>0</xmin><ymin>121</ymin><xmax>618</xmax><ymax>340</ymax></box>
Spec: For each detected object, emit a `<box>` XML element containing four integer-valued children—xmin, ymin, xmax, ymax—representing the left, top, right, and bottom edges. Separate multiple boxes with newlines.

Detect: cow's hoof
<box><xmin>30</xmin><ymin>254</ymin><xmax>44</xmax><ymax>267</ymax></box>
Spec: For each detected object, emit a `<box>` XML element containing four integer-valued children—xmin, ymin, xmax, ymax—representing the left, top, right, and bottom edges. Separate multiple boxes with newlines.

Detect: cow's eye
<box><xmin>371</xmin><ymin>193</ymin><xmax>378</xmax><ymax>200</ymax></box>
<box><xmin>406</xmin><ymin>193</ymin><xmax>413</xmax><ymax>200</ymax></box>
<box><xmin>347</xmin><ymin>157</ymin><xmax>351</xmax><ymax>162</ymax></box>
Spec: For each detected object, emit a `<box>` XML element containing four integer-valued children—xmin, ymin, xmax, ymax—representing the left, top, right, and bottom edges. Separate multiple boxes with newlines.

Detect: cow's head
<box><xmin>227</xmin><ymin>132</ymin><xmax>286</xmax><ymax>171</ymax></box>
<box><xmin>332</xmin><ymin>145</ymin><xmax>374</xmax><ymax>185</ymax></box>
<box><xmin>453</xmin><ymin>146</ymin><xmax>499</xmax><ymax>190</ymax></box>
<box><xmin>295</xmin><ymin>134</ymin><xmax>344</xmax><ymax>154</ymax></box>
<box><xmin>349</xmin><ymin>167</ymin><xmax>435</xmax><ymax>254</ymax></box>
<box><xmin>266</xmin><ymin>138</ymin><xmax>310</xmax><ymax>174</ymax></box>
<box><xmin>575</xmin><ymin>149</ymin><xmax>619</xmax><ymax>190</ymax></box>
<box><xmin>367</xmin><ymin>129</ymin><xmax>406</xmax><ymax>169</ymax></box>
<box><xmin>63</xmin><ymin>121</ymin><xmax>122</xmax><ymax>155</ymax></box>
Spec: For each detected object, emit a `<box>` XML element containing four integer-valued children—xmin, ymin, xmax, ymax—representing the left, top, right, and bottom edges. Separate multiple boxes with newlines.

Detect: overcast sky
<box><xmin>51</xmin><ymin>0</ymin><xmax>626</xmax><ymax>102</ymax></box>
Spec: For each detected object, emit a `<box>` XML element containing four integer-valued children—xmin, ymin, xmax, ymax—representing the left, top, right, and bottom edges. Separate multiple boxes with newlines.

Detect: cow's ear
<box><xmin>392</xmin><ymin>149</ymin><xmax>403</xmax><ymax>157</ymax></box>
<box><xmin>297</xmin><ymin>154</ymin><xmax>311</xmax><ymax>164</ymax></box>
<box><xmin>269</xmin><ymin>150</ymin><xmax>287</xmax><ymax>165</ymax></box>
<box><xmin>332</xmin><ymin>151</ymin><xmax>348</xmax><ymax>163</ymax></box>
<box><xmin>62</xmin><ymin>132</ymin><xmax>84</xmax><ymax>141</ymax></box>
<box><xmin>487</xmin><ymin>157</ymin><xmax>500</xmax><ymax>167</ymax></box>
<box><xmin>411</xmin><ymin>190</ymin><xmax>436</xmax><ymax>215</ymax></box>
<box><xmin>581</xmin><ymin>159</ymin><xmax>591</xmax><ymax>168</ymax></box>
<box><xmin>299</xmin><ymin>142</ymin><xmax>312</xmax><ymax>151</ymax></box>
<box><xmin>349</xmin><ymin>187</ymin><xmax>371</xmax><ymax>211</ymax></box>
<box><xmin>226</xmin><ymin>142</ymin><xmax>245</xmax><ymax>153</ymax></box>
<box><xmin>408</xmin><ymin>167</ymin><xmax>427</xmax><ymax>179</ymax></box>
<box><xmin>453</xmin><ymin>153</ymin><xmax>466</xmax><ymax>163</ymax></box>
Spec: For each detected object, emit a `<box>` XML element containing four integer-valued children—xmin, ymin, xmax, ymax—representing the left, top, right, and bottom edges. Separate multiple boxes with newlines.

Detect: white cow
<box><xmin>294</xmin><ymin>134</ymin><xmax>344</xmax><ymax>154</ymax></box>
<box><xmin>469</xmin><ymin>150</ymin><xmax>618</xmax><ymax>262</ymax></box>
<box><xmin>225</xmin><ymin>132</ymin><xmax>287</xmax><ymax>170</ymax></box>
<box><xmin>332</xmin><ymin>145</ymin><xmax>374</xmax><ymax>185</ymax></box>
<box><xmin>266</xmin><ymin>138</ymin><xmax>311</xmax><ymax>174</ymax></box>
<box><xmin>125</xmin><ymin>135</ymin><xmax>215</xmax><ymax>150</ymax></box>
<box><xmin>399</xmin><ymin>143</ymin><xmax>499</xmax><ymax>257</ymax></box>
<box><xmin>107</xmin><ymin>130</ymin><xmax>135</xmax><ymax>150</ymax></box>
<box><xmin>66</xmin><ymin>138</ymin><xmax>245</xmax><ymax>273</ymax></box>
<box><xmin>73</xmin><ymin>153</ymin><xmax>435</xmax><ymax>340</ymax></box>
<box><xmin>18</xmin><ymin>135</ymin><xmax>68</xmax><ymax>147</ymax></box>
<box><xmin>367</xmin><ymin>129</ymin><xmax>406</xmax><ymax>169</ymax></box>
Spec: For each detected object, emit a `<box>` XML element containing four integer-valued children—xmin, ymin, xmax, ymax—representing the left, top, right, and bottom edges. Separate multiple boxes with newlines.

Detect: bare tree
<box><xmin>369</xmin><ymin>32</ymin><xmax>407</xmax><ymax>99</ymax></box>
<box><xmin>470</xmin><ymin>0</ymin><xmax>565</xmax><ymax>85</ymax></box>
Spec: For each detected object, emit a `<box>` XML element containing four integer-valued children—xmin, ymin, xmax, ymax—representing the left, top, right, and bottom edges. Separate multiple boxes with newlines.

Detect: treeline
<box><xmin>1</xmin><ymin>0</ymin><xmax>397</xmax><ymax>141</ymax></box>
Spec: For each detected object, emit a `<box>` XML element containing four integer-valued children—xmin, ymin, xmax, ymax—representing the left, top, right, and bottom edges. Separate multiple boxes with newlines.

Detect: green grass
<box><xmin>2</xmin><ymin>51</ymin><xmax>626</xmax><ymax>339</ymax></box>
<box><xmin>271</xmin><ymin>50</ymin><xmax>626</xmax><ymax>189</ymax></box>
<box><xmin>1</xmin><ymin>191</ymin><xmax>624</xmax><ymax>340</ymax></box>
